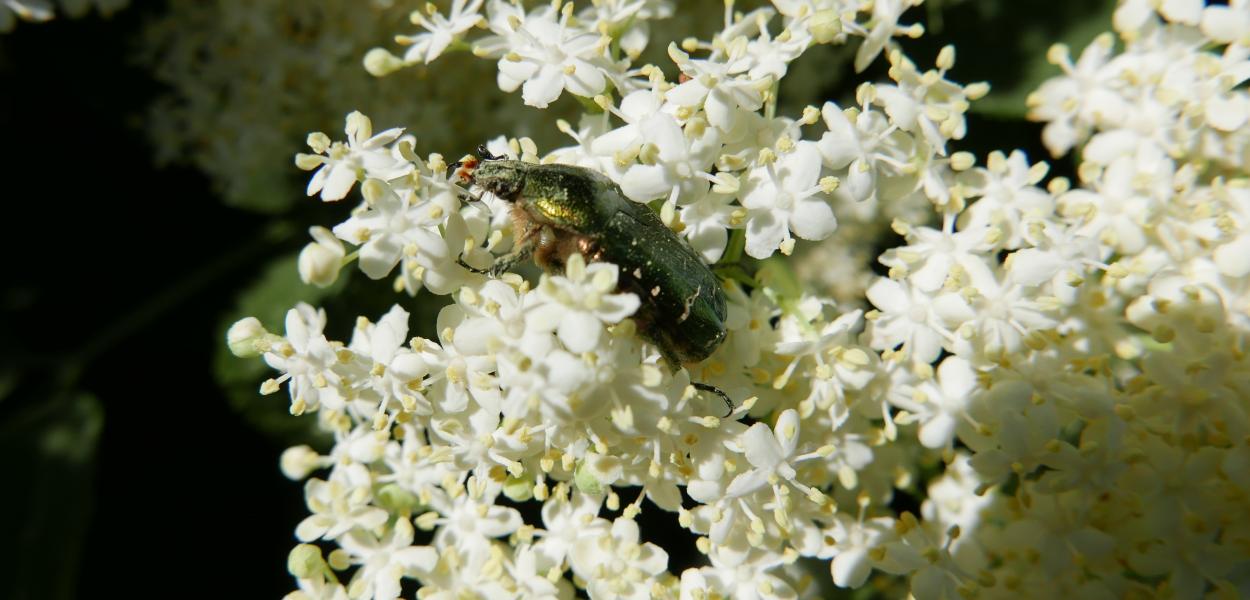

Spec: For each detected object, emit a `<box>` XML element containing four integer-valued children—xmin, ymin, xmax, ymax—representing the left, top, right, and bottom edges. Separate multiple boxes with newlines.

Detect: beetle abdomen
<box><xmin>604</xmin><ymin>208</ymin><xmax>727</xmax><ymax>364</ymax></box>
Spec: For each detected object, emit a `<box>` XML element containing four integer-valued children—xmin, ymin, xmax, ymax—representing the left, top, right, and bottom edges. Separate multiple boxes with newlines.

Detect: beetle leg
<box><xmin>457</xmin><ymin>258</ymin><xmax>488</xmax><ymax>274</ymax></box>
<box><xmin>488</xmin><ymin>239</ymin><xmax>535</xmax><ymax>277</ymax></box>
<box><xmin>692</xmin><ymin>382</ymin><xmax>735</xmax><ymax>417</ymax></box>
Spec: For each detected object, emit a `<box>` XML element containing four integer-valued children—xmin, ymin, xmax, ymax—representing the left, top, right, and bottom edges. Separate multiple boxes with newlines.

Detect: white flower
<box><xmin>569</xmin><ymin>517</ymin><xmax>668</xmax><ymax>600</ymax></box>
<box><xmin>680</xmin><ymin>189</ymin><xmax>735</xmax><ymax>263</ymax></box>
<box><xmin>958</xmin><ymin>261</ymin><xmax>1059</xmax><ymax>359</ymax></box>
<box><xmin>427</xmin><ymin>486</ymin><xmax>523</xmax><ymax>565</ymax></box>
<box><xmin>262</xmin><ymin>303</ymin><xmax>347</xmax><ymax>414</ymax></box>
<box><xmin>889</xmin><ymin>356</ymin><xmax>979</xmax><ymax>449</ymax></box>
<box><xmin>295</xmin><ymin>464</ymin><xmax>388</xmax><ymax>541</ymax></box>
<box><xmin>296</xmin><ymin>112</ymin><xmax>411</xmax><ymax>202</ymax></box>
<box><xmin>338</xmin><ymin>518</ymin><xmax>438</xmax><ymax>600</ymax></box>
<box><xmin>330</xmin><ymin>179</ymin><xmax>456</xmax><ymax>284</ymax></box>
<box><xmin>1115</xmin><ymin>0</ymin><xmax>1202</xmax><ymax>32</ymax></box>
<box><xmin>533</xmin><ymin>490</ymin><xmax>606</xmax><ymax>567</ymax></box>
<box><xmin>865</xmin><ymin>278</ymin><xmax>972</xmax><ymax>365</ymax></box>
<box><xmin>725</xmin><ymin>409</ymin><xmax>814</xmax><ymax>498</ymax></box>
<box><xmin>740</xmin><ymin>141</ymin><xmax>837</xmax><ymax>258</ymax></box>
<box><xmin>958</xmin><ymin>150</ymin><xmax>1054</xmax><ymax>250</ymax></box>
<box><xmin>819</xmin><ymin>515</ymin><xmax>897</xmax><ymax>588</ymax></box>
<box><xmin>527</xmin><ymin>254</ymin><xmax>640</xmax><ymax>353</ymax></box>
<box><xmin>1027</xmin><ymin>34</ymin><xmax>1120</xmax><ymax>157</ymax></box>
<box><xmin>816</xmin><ymin>102</ymin><xmax>891</xmax><ymax>203</ymax></box>
<box><xmin>667</xmin><ymin>43</ymin><xmax>770</xmax><ymax>133</ymax></box>
<box><xmin>879</xmin><ymin>215</ymin><xmax>996</xmax><ymax>292</ymax></box>
<box><xmin>617</xmin><ymin>112</ymin><xmax>719</xmax><ymax>203</ymax></box>
<box><xmin>397</xmin><ymin>0</ymin><xmax>484</xmax><ymax>64</ymax></box>
<box><xmin>678</xmin><ymin>554</ymin><xmax>798</xmax><ymax>600</ymax></box>
<box><xmin>873</xmin><ymin>52</ymin><xmax>969</xmax><ymax>155</ymax></box>
<box><xmin>853</xmin><ymin>0</ymin><xmax>911</xmax><ymax>72</ymax></box>
<box><xmin>349</xmin><ymin>305</ymin><xmax>432</xmax><ymax>416</ymax></box>
<box><xmin>481</xmin><ymin>3</ymin><xmax>610</xmax><ymax>108</ymax></box>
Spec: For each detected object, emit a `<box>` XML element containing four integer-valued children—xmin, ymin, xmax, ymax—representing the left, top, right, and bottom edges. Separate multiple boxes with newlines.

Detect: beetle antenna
<box><xmin>692</xmin><ymin>382</ymin><xmax>734</xmax><ymax>417</ymax></box>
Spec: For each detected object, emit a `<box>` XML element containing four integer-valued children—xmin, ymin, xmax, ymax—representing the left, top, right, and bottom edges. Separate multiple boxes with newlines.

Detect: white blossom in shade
<box><xmin>818</xmin><ymin>514</ymin><xmax>898</xmax><ymax>588</ymax></box>
<box><xmin>921</xmin><ymin>454</ymin><xmax>994</xmax><ymax>557</ymax></box>
<box><xmin>740</xmin><ymin>141</ymin><xmax>837</xmax><ymax>258</ymax></box>
<box><xmin>957</xmin><ymin>150</ymin><xmax>1054</xmax><ymax>250</ymax></box>
<box><xmin>1007</xmin><ymin>218</ymin><xmax>1103</xmax><ymax>291</ymax></box>
<box><xmin>396</xmin><ymin>0</ymin><xmax>484</xmax><ymax>65</ymax></box>
<box><xmin>288</xmin><ymin>576</ymin><xmax>350</xmax><ymax>600</ymax></box>
<box><xmin>526</xmin><ymin>254</ymin><xmax>640</xmax><ymax>353</ymax></box>
<box><xmin>508</xmin><ymin>544</ymin><xmax>569</xmax><ymax>599</ymax></box>
<box><xmin>378</xmin><ymin>425</ymin><xmax>458</xmax><ymax>499</ymax></box>
<box><xmin>296</xmin><ymin>112</ymin><xmax>411</xmax><ymax>202</ymax></box>
<box><xmin>864</xmin><ymin>277</ymin><xmax>972</xmax><ymax>365</ymax></box>
<box><xmin>666</xmin><ymin>43</ymin><xmax>770</xmax><ymax>133</ymax></box>
<box><xmin>401</xmin><ymin>210</ymin><xmax>481</xmax><ymax>296</ymax></box>
<box><xmin>962</xmin><ymin>379</ymin><xmax>1056</xmax><ymax>482</ymax></box>
<box><xmin>262</xmin><ymin>303</ymin><xmax>347</xmax><ymax>414</ymax></box>
<box><xmin>1211</xmin><ymin>185</ymin><xmax>1250</xmax><ymax>277</ymax></box>
<box><xmin>533</xmin><ymin>490</ymin><xmax>605</xmax><ymax>568</ymax></box>
<box><xmin>958</xmin><ymin>261</ymin><xmax>1059</xmax><ymax>359</ymax></box>
<box><xmin>295</xmin><ymin>464</ymin><xmax>388</xmax><ymax>542</ymax></box>
<box><xmin>337</xmin><ymin>518</ymin><xmax>438</xmax><ymax>600</ymax></box>
<box><xmin>568</xmin><ymin>517</ymin><xmax>668</xmax><ymax>600</ymax></box>
<box><xmin>478</xmin><ymin>2</ymin><xmax>609</xmax><ymax>108</ymax></box>
<box><xmin>889</xmin><ymin>356</ymin><xmax>979</xmax><ymax>449</ymax></box>
<box><xmin>678</xmin><ymin>553</ymin><xmax>798</xmax><ymax>600</ymax></box>
<box><xmin>774</xmin><ymin>309</ymin><xmax>878</xmax><ymax>409</ymax></box>
<box><xmin>426</xmin><ymin>484</ymin><xmax>523</xmax><ymax>566</ymax></box>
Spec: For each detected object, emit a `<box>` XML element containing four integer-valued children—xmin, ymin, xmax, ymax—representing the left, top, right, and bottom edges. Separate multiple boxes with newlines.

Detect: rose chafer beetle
<box><xmin>453</xmin><ymin>147</ymin><xmax>731</xmax><ymax>408</ymax></box>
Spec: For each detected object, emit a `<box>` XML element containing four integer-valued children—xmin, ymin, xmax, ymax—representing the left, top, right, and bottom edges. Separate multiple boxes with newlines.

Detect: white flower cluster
<box><xmin>230</xmin><ymin>0</ymin><xmax>1250</xmax><ymax>598</ymax></box>
<box><xmin>0</xmin><ymin>0</ymin><xmax>125</xmax><ymax>32</ymax></box>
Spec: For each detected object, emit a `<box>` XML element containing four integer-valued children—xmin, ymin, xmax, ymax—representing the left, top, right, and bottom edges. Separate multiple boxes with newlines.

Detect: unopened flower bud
<box><xmin>287</xmin><ymin>544</ymin><xmax>326</xmax><ymax>579</ymax></box>
<box><xmin>280</xmin><ymin>445</ymin><xmax>321</xmax><ymax>480</ymax></box>
<box><xmin>298</xmin><ymin>227</ymin><xmax>346</xmax><ymax>288</ymax></box>
<box><xmin>227</xmin><ymin>317</ymin><xmax>267</xmax><ymax>358</ymax></box>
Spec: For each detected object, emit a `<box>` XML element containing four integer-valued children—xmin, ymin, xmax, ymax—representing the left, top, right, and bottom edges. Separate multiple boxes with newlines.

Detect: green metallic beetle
<box><xmin>453</xmin><ymin>147</ymin><xmax>729</xmax><ymax>380</ymax></box>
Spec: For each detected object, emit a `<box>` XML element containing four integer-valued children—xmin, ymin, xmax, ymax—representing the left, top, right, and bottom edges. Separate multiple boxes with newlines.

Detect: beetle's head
<box><xmin>452</xmin><ymin>145</ymin><xmax>525</xmax><ymax>201</ymax></box>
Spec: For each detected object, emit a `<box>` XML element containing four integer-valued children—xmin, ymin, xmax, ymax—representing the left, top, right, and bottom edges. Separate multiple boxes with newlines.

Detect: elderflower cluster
<box><xmin>229</xmin><ymin>1</ymin><xmax>1250</xmax><ymax>598</ymax></box>
<box><xmin>0</xmin><ymin>0</ymin><xmax>125</xmax><ymax>32</ymax></box>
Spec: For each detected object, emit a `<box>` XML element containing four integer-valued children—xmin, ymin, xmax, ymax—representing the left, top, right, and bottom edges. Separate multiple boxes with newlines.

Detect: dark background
<box><xmin>0</xmin><ymin>1</ymin><xmax>1108</xmax><ymax>597</ymax></box>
